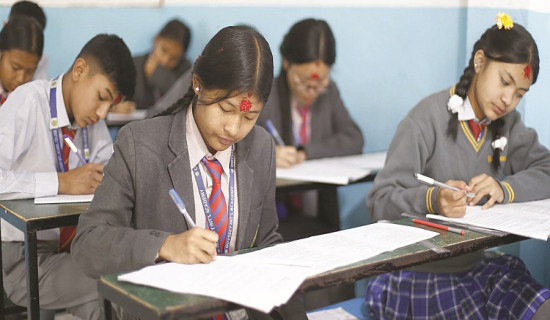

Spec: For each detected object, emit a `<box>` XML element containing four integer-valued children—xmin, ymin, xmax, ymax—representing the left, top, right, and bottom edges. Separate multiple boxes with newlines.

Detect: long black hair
<box><xmin>158</xmin><ymin>19</ymin><xmax>191</xmax><ymax>52</ymax></box>
<box><xmin>158</xmin><ymin>25</ymin><xmax>274</xmax><ymax>116</ymax></box>
<box><xmin>0</xmin><ymin>16</ymin><xmax>43</xmax><ymax>58</ymax></box>
<box><xmin>447</xmin><ymin>22</ymin><xmax>539</xmax><ymax>170</ymax></box>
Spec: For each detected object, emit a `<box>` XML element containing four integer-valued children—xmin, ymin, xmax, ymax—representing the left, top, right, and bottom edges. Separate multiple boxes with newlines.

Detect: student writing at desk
<box><xmin>0</xmin><ymin>16</ymin><xmax>43</xmax><ymax>106</ymax></box>
<box><xmin>72</xmin><ymin>26</ymin><xmax>306</xmax><ymax>320</ymax></box>
<box><xmin>258</xmin><ymin>18</ymin><xmax>363</xmax><ymax>167</ymax></box>
<box><xmin>0</xmin><ymin>34</ymin><xmax>136</xmax><ymax>319</ymax></box>
<box><xmin>111</xmin><ymin>19</ymin><xmax>191</xmax><ymax>114</ymax></box>
<box><xmin>366</xmin><ymin>13</ymin><xmax>550</xmax><ymax>319</ymax></box>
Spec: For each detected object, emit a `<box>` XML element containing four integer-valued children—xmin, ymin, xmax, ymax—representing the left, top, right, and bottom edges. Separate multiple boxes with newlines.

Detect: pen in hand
<box><xmin>265</xmin><ymin>119</ymin><xmax>285</xmax><ymax>146</ymax></box>
<box><xmin>414</xmin><ymin>173</ymin><xmax>475</xmax><ymax>198</ymax></box>
<box><xmin>63</xmin><ymin>135</ymin><xmax>87</xmax><ymax>165</ymax></box>
<box><xmin>169</xmin><ymin>188</ymin><xmax>196</xmax><ymax>228</ymax></box>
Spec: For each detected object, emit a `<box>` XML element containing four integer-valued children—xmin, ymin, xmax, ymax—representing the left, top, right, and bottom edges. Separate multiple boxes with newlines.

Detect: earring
<box><xmin>474</xmin><ymin>63</ymin><xmax>478</xmax><ymax>68</ymax></box>
<box><xmin>195</xmin><ymin>87</ymin><xmax>200</xmax><ymax>93</ymax></box>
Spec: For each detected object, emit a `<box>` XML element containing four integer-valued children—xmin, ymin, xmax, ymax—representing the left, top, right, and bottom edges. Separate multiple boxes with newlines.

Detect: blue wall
<box><xmin>1</xmin><ymin>4</ymin><xmax>548</xmax><ymax>288</ymax></box>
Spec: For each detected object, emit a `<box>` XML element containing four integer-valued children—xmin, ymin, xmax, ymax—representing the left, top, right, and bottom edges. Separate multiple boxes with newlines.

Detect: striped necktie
<box><xmin>201</xmin><ymin>157</ymin><xmax>229</xmax><ymax>253</ymax></box>
<box><xmin>297</xmin><ymin>106</ymin><xmax>310</xmax><ymax>145</ymax></box>
<box><xmin>59</xmin><ymin>127</ymin><xmax>77</xmax><ymax>252</ymax></box>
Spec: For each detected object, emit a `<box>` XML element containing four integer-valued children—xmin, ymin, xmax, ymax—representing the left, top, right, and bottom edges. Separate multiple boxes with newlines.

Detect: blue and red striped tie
<box><xmin>201</xmin><ymin>157</ymin><xmax>229</xmax><ymax>253</ymax></box>
<box><xmin>297</xmin><ymin>106</ymin><xmax>310</xmax><ymax>145</ymax></box>
<box><xmin>59</xmin><ymin>127</ymin><xmax>77</xmax><ymax>252</ymax></box>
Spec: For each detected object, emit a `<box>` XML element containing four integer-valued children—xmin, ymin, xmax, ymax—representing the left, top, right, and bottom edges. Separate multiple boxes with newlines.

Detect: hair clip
<box><xmin>447</xmin><ymin>94</ymin><xmax>464</xmax><ymax>114</ymax></box>
<box><xmin>491</xmin><ymin>136</ymin><xmax>508</xmax><ymax>151</ymax></box>
<box><xmin>495</xmin><ymin>12</ymin><xmax>513</xmax><ymax>30</ymax></box>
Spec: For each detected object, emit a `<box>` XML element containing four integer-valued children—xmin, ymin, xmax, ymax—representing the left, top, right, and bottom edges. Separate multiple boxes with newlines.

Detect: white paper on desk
<box><xmin>118</xmin><ymin>256</ymin><xmax>310</xmax><ymax>313</ymax></box>
<box><xmin>427</xmin><ymin>198</ymin><xmax>550</xmax><ymax>241</ymax></box>
<box><xmin>307</xmin><ymin>307</ymin><xmax>358</xmax><ymax>320</ymax></box>
<box><xmin>235</xmin><ymin>223</ymin><xmax>438</xmax><ymax>276</ymax></box>
<box><xmin>106</xmin><ymin>109</ymin><xmax>147</xmax><ymax>122</ymax></box>
<box><xmin>34</xmin><ymin>194</ymin><xmax>94</xmax><ymax>204</ymax></box>
<box><xmin>276</xmin><ymin>152</ymin><xmax>386</xmax><ymax>185</ymax></box>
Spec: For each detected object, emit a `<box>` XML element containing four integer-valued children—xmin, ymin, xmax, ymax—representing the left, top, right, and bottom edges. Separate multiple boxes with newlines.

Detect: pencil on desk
<box><xmin>412</xmin><ymin>218</ymin><xmax>465</xmax><ymax>235</ymax></box>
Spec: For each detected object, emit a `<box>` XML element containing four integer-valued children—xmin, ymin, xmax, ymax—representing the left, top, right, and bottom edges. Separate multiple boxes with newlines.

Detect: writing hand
<box><xmin>468</xmin><ymin>173</ymin><xmax>504</xmax><ymax>209</ymax></box>
<box><xmin>57</xmin><ymin>163</ymin><xmax>104</xmax><ymax>194</ymax></box>
<box><xmin>275</xmin><ymin>145</ymin><xmax>300</xmax><ymax>168</ymax></box>
<box><xmin>158</xmin><ymin>228</ymin><xmax>219</xmax><ymax>264</ymax></box>
<box><xmin>110</xmin><ymin>101</ymin><xmax>136</xmax><ymax>114</ymax></box>
<box><xmin>436</xmin><ymin>179</ymin><xmax>470</xmax><ymax>217</ymax></box>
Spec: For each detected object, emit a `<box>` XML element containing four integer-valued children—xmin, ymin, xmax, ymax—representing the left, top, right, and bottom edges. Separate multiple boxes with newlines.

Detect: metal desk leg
<box><xmin>104</xmin><ymin>299</ymin><xmax>112</xmax><ymax>320</ymax></box>
<box><xmin>24</xmin><ymin>231</ymin><xmax>39</xmax><ymax>320</ymax></box>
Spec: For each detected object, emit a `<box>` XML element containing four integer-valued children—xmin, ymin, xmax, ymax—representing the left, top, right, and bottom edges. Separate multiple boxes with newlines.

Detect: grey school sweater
<box><xmin>367</xmin><ymin>88</ymin><xmax>550</xmax><ymax>273</ymax></box>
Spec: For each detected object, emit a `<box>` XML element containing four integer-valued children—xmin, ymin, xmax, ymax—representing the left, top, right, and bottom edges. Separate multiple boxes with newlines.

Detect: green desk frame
<box><xmin>99</xmin><ymin>219</ymin><xmax>524</xmax><ymax>320</ymax></box>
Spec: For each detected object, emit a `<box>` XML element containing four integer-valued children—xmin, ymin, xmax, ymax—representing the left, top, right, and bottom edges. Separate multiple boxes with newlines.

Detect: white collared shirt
<box><xmin>0</xmin><ymin>73</ymin><xmax>114</xmax><ymax>241</ymax></box>
<box><xmin>185</xmin><ymin>105</ymin><xmax>239</xmax><ymax>251</ymax></box>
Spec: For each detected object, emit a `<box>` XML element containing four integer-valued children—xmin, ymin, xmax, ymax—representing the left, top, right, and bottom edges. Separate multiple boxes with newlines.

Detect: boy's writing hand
<box><xmin>468</xmin><ymin>173</ymin><xmax>504</xmax><ymax>209</ymax></box>
<box><xmin>158</xmin><ymin>228</ymin><xmax>219</xmax><ymax>264</ymax></box>
<box><xmin>275</xmin><ymin>146</ymin><xmax>304</xmax><ymax>168</ymax></box>
<box><xmin>57</xmin><ymin>163</ymin><xmax>104</xmax><ymax>194</ymax></box>
<box><xmin>436</xmin><ymin>180</ymin><xmax>470</xmax><ymax>217</ymax></box>
<box><xmin>110</xmin><ymin>101</ymin><xmax>136</xmax><ymax>114</ymax></box>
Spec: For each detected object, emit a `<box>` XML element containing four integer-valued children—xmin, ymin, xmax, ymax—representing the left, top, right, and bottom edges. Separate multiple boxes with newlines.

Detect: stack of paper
<box><xmin>118</xmin><ymin>223</ymin><xmax>437</xmax><ymax>313</ymax></box>
<box><xmin>34</xmin><ymin>194</ymin><xmax>94</xmax><ymax>204</ymax></box>
<box><xmin>427</xmin><ymin>198</ymin><xmax>550</xmax><ymax>241</ymax></box>
<box><xmin>276</xmin><ymin>152</ymin><xmax>386</xmax><ymax>185</ymax></box>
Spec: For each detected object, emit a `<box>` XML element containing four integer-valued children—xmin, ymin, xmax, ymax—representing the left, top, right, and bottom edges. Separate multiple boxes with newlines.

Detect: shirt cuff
<box><xmin>34</xmin><ymin>172</ymin><xmax>59</xmax><ymax>198</ymax></box>
<box><xmin>426</xmin><ymin>186</ymin><xmax>437</xmax><ymax>214</ymax></box>
<box><xmin>498</xmin><ymin>180</ymin><xmax>515</xmax><ymax>203</ymax></box>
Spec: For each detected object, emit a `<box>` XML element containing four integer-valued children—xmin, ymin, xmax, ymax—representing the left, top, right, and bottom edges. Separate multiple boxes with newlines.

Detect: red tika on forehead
<box><xmin>311</xmin><ymin>73</ymin><xmax>320</xmax><ymax>80</ymax></box>
<box><xmin>524</xmin><ymin>65</ymin><xmax>531</xmax><ymax>80</ymax></box>
<box><xmin>240</xmin><ymin>97</ymin><xmax>252</xmax><ymax>112</ymax></box>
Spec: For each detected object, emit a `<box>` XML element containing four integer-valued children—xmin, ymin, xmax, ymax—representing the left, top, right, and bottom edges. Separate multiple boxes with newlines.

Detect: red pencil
<box><xmin>412</xmin><ymin>218</ymin><xmax>465</xmax><ymax>235</ymax></box>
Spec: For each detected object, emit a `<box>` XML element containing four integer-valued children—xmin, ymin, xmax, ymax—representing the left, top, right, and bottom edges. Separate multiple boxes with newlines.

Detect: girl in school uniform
<box><xmin>72</xmin><ymin>26</ymin><xmax>306</xmax><ymax>320</ymax></box>
<box><xmin>258</xmin><ymin>18</ymin><xmax>363</xmax><ymax>167</ymax></box>
<box><xmin>112</xmin><ymin>19</ymin><xmax>192</xmax><ymax>114</ymax></box>
<box><xmin>366</xmin><ymin>13</ymin><xmax>550</xmax><ymax>319</ymax></box>
<box><xmin>0</xmin><ymin>15</ymin><xmax>43</xmax><ymax>105</ymax></box>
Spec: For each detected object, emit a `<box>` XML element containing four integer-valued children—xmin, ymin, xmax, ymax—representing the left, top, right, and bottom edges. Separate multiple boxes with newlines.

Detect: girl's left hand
<box><xmin>468</xmin><ymin>173</ymin><xmax>505</xmax><ymax>209</ymax></box>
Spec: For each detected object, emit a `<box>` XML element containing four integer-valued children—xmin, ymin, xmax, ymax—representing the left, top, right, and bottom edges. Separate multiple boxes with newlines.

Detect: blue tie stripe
<box><xmin>201</xmin><ymin>156</ymin><xmax>228</xmax><ymax>253</ymax></box>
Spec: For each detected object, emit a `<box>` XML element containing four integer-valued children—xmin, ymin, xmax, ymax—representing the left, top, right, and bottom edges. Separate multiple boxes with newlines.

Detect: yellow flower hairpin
<box><xmin>495</xmin><ymin>12</ymin><xmax>514</xmax><ymax>30</ymax></box>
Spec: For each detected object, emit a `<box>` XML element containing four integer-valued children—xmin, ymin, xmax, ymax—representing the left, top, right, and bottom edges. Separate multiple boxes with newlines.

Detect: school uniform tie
<box><xmin>467</xmin><ymin>119</ymin><xmax>487</xmax><ymax>141</ymax></box>
<box><xmin>58</xmin><ymin>127</ymin><xmax>77</xmax><ymax>252</ymax></box>
<box><xmin>0</xmin><ymin>92</ymin><xmax>7</xmax><ymax>105</ymax></box>
<box><xmin>297</xmin><ymin>105</ymin><xmax>310</xmax><ymax>145</ymax></box>
<box><xmin>201</xmin><ymin>157</ymin><xmax>229</xmax><ymax>253</ymax></box>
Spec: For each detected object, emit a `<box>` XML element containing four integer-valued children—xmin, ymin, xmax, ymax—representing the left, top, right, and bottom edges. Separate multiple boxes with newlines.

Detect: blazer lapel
<box><xmin>167</xmin><ymin>109</ymin><xmax>196</xmax><ymax>228</ymax></box>
<box><xmin>235</xmin><ymin>141</ymin><xmax>253</xmax><ymax>249</ymax></box>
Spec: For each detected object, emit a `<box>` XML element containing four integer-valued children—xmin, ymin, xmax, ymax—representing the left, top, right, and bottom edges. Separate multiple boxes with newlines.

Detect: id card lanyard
<box><xmin>192</xmin><ymin>147</ymin><xmax>236</xmax><ymax>254</ymax></box>
<box><xmin>49</xmin><ymin>77</ymin><xmax>89</xmax><ymax>172</ymax></box>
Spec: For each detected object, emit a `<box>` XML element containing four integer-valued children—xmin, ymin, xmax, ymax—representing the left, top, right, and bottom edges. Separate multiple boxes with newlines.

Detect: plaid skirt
<box><xmin>366</xmin><ymin>253</ymin><xmax>550</xmax><ymax>319</ymax></box>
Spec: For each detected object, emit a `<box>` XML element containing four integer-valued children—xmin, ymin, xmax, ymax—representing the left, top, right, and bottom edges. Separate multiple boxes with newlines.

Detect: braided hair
<box><xmin>447</xmin><ymin>22</ymin><xmax>539</xmax><ymax>170</ymax></box>
<box><xmin>157</xmin><ymin>25</ymin><xmax>274</xmax><ymax>117</ymax></box>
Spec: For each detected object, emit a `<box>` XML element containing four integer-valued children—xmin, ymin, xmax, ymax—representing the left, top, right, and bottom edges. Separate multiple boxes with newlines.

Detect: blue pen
<box><xmin>265</xmin><ymin>119</ymin><xmax>285</xmax><ymax>146</ymax></box>
<box><xmin>169</xmin><ymin>188</ymin><xmax>196</xmax><ymax>227</ymax></box>
<box><xmin>63</xmin><ymin>135</ymin><xmax>87</xmax><ymax>165</ymax></box>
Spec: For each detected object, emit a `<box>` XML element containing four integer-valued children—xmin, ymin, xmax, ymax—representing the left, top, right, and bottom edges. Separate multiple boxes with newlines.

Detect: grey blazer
<box><xmin>258</xmin><ymin>75</ymin><xmax>364</xmax><ymax>159</ymax></box>
<box><xmin>72</xmin><ymin>106</ymin><xmax>282</xmax><ymax>279</ymax></box>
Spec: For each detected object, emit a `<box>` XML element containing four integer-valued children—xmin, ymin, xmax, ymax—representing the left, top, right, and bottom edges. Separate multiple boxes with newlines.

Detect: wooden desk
<box><xmin>98</xmin><ymin>219</ymin><xmax>524</xmax><ymax>320</ymax></box>
<box><xmin>0</xmin><ymin>199</ymin><xmax>88</xmax><ymax>320</ymax></box>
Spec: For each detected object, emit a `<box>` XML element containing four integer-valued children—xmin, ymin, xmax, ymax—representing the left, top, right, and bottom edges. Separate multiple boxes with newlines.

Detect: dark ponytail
<box><xmin>447</xmin><ymin>21</ymin><xmax>539</xmax><ymax>170</ymax></box>
<box><xmin>157</xmin><ymin>25</ymin><xmax>274</xmax><ymax>117</ymax></box>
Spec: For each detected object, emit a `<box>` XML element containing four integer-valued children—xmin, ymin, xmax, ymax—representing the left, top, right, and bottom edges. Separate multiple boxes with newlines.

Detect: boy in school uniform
<box><xmin>0</xmin><ymin>34</ymin><xmax>136</xmax><ymax>319</ymax></box>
